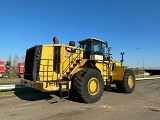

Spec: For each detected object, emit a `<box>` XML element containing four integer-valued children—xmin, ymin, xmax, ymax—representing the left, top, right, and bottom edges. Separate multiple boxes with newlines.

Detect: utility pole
<box><xmin>136</xmin><ymin>48</ymin><xmax>145</xmax><ymax>78</ymax></box>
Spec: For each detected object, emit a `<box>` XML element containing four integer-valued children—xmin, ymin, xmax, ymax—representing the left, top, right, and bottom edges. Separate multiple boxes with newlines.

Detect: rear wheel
<box><xmin>71</xmin><ymin>68</ymin><xmax>104</xmax><ymax>103</ymax></box>
<box><xmin>115</xmin><ymin>69</ymin><xmax>135</xmax><ymax>93</ymax></box>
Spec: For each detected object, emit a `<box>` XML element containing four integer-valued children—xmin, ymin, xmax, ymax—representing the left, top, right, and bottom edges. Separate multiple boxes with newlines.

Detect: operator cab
<box><xmin>78</xmin><ymin>38</ymin><xmax>108</xmax><ymax>60</ymax></box>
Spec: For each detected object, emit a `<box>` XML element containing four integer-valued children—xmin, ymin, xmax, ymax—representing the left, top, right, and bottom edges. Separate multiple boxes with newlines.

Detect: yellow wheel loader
<box><xmin>21</xmin><ymin>37</ymin><xmax>135</xmax><ymax>103</ymax></box>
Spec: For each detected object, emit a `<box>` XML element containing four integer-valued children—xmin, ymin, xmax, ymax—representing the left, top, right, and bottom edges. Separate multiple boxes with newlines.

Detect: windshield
<box><xmin>92</xmin><ymin>40</ymin><xmax>103</xmax><ymax>53</ymax></box>
<box><xmin>79</xmin><ymin>40</ymin><xmax>103</xmax><ymax>54</ymax></box>
<box><xmin>80</xmin><ymin>41</ymin><xmax>91</xmax><ymax>52</ymax></box>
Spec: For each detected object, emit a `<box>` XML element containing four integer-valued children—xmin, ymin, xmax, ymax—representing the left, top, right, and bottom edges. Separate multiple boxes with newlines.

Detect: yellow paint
<box><xmin>30</xmin><ymin>43</ymin><xmax>84</xmax><ymax>91</ymax></box>
<box><xmin>38</xmin><ymin>44</ymin><xmax>84</xmax><ymax>82</ymax></box>
<box><xmin>23</xmin><ymin>42</ymin><xmax>128</xmax><ymax>92</ymax></box>
<box><xmin>95</xmin><ymin>62</ymin><xmax>108</xmax><ymax>81</ymax></box>
<box><xmin>39</xmin><ymin>44</ymin><xmax>59</xmax><ymax>81</ymax></box>
<box><xmin>70</xmin><ymin>59</ymin><xmax>87</xmax><ymax>77</ymax></box>
<box><xmin>112</xmin><ymin>66</ymin><xmax>125</xmax><ymax>80</ymax></box>
<box><xmin>128</xmin><ymin>76</ymin><xmax>133</xmax><ymax>88</ymax></box>
<box><xmin>94</xmin><ymin>59</ymin><xmax>126</xmax><ymax>82</ymax></box>
<box><xmin>61</xmin><ymin>44</ymin><xmax>84</xmax><ymax>77</ymax></box>
<box><xmin>20</xmin><ymin>79</ymin><xmax>71</xmax><ymax>92</ymax></box>
<box><xmin>88</xmin><ymin>77</ymin><xmax>99</xmax><ymax>96</ymax></box>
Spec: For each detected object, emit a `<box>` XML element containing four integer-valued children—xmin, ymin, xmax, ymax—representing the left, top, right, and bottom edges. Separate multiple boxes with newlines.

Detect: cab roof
<box><xmin>78</xmin><ymin>38</ymin><xmax>104</xmax><ymax>43</ymax></box>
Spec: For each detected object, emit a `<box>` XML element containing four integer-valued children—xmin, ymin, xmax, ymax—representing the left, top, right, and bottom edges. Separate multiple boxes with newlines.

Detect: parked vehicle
<box><xmin>21</xmin><ymin>37</ymin><xmax>135</xmax><ymax>103</ymax></box>
<box><xmin>0</xmin><ymin>61</ymin><xmax>5</xmax><ymax>78</ymax></box>
<box><xmin>18</xmin><ymin>62</ymin><xmax>25</xmax><ymax>78</ymax></box>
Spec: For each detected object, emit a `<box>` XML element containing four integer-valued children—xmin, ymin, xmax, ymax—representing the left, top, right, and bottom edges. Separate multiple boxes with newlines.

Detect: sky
<box><xmin>0</xmin><ymin>0</ymin><xmax>160</xmax><ymax>68</ymax></box>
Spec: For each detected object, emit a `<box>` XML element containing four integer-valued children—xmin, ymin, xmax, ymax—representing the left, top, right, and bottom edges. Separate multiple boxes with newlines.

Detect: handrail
<box><xmin>62</xmin><ymin>45</ymin><xmax>81</xmax><ymax>63</ymax></box>
<box><xmin>62</xmin><ymin>46</ymin><xmax>84</xmax><ymax>74</ymax></box>
<box><xmin>38</xmin><ymin>59</ymin><xmax>54</xmax><ymax>81</ymax></box>
<box><xmin>37</xmin><ymin>45</ymin><xmax>84</xmax><ymax>81</ymax></box>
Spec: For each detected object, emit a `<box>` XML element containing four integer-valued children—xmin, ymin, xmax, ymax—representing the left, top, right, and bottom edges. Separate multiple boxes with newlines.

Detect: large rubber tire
<box><xmin>71</xmin><ymin>68</ymin><xmax>104</xmax><ymax>103</ymax></box>
<box><xmin>115</xmin><ymin>69</ymin><xmax>135</xmax><ymax>93</ymax></box>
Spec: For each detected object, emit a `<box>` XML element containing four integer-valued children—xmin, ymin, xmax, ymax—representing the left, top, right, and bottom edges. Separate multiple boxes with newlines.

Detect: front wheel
<box><xmin>71</xmin><ymin>68</ymin><xmax>104</xmax><ymax>103</ymax></box>
<box><xmin>115</xmin><ymin>69</ymin><xmax>136</xmax><ymax>93</ymax></box>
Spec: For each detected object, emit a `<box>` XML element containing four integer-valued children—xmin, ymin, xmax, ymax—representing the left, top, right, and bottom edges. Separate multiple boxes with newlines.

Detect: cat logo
<box><xmin>65</xmin><ymin>50</ymin><xmax>71</xmax><ymax>58</ymax></box>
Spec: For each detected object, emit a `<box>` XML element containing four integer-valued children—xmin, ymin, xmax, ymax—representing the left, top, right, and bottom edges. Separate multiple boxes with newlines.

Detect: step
<box><xmin>76</xmin><ymin>59</ymin><xmax>80</xmax><ymax>63</ymax></box>
<box><xmin>69</xmin><ymin>67</ymin><xmax>74</xmax><ymax>71</ymax></box>
<box><xmin>104</xmin><ymin>80</ymin><xmax>112</xmax><ymax>91</ymax></box>
<box><xmin>59</xmin><ymin>82</ymin><xmax>70</xmax><ymax>99</ymax></box>
<box><xmin>73</xmin><ymin>63</ymin><xmax>77</xmax><ymax>67</ymax></box>
<box><xmin>62</xmin><ymin>72</ymin><xmax>71</xmax><ymax>78</ymax></box>
<box><xmin>103</xmin><ymin>74</ymin><xmax>108</xmax><ymax>76</ymax></box>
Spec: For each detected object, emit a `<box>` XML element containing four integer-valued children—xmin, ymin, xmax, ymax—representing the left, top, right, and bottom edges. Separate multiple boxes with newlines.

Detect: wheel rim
<box><xmin>128</xmin><ymin>76</ymin><xmax>133</xmax><ymax>88</ymax></box>
<box><xmin>88</xmin><ymin>77</ymin><xmax>99</xmax><ymax>96</ymax></box>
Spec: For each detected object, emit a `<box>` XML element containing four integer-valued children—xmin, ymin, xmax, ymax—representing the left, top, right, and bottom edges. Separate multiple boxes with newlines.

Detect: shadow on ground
<box><xmin>109</xmin><ymin>87</ymin><xmax>124</xmax><ymax>93</ymax></box>
<box><xmin>13</xmin><ymin>86</ymin><xmax>124</xmax><ymax>104</ymax></box>
<box><xmin>14</xmin><ymin>87</ymin><xmax>61</xmax><ymax>103</ymax></box>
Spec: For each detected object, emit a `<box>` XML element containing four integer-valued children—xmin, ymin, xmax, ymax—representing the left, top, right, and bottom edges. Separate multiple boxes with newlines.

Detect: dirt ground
<box><xmin>0</xmin><ymin>80</ymin><xmax>160</xmax><ymax>120</ymax></box>
<box><xmin>0</xmin><ymin>77</ymin><xmax>20</xmax><ymax>84</ymax></box>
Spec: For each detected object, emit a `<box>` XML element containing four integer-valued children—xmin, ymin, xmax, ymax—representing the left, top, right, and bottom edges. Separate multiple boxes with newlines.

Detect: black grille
<box><xmin>53</xmin><ymin>46</ymin><xmax>61</xmax><ymax>73</ymax></box>
<box><xmin>24</xmin><ymin>45</ymin><xmax>42</xmax><ymax>81</ymax></box>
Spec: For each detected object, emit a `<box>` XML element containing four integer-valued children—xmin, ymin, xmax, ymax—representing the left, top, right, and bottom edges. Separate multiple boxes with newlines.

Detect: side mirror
<box><xmin>104</xmin><ymin>41</ymin><xmax>108</xmax><ymax>48</ymax></box>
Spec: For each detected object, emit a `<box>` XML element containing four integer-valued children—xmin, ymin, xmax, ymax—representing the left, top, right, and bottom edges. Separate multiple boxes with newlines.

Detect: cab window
<box><xmin>92</xmin><ymin>40</ymin><xmax>102</xmax><ymax>54</ymax></box>
<box><xmin>80</xmin><ymin>41</ymin><xmax>91</xmax><ymax>52</ymax></box>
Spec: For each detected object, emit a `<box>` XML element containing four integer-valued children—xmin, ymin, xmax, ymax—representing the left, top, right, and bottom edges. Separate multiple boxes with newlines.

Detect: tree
<box><xmin>6</xmin><ymin>54</ymin><xmax>25</xmax><ymax>76</ymax></box>
<box><xmin>7</xmin><ymin>55</ymin><xmax>12</xmax><ymax>63</ymax></box>
<box><xmin>12</xmin><ymin>54</ymin><xmax>20</xmax><ymax>76</ymax></box>
<box><xmin>20</xmin><ymin>55</ymin><xmax>25</xmax><ymax>62</ymax></box>
<box><xmin>5</xmin><ymin>55</ymin><xmax>12</xmax><ymax>77</ymax></box>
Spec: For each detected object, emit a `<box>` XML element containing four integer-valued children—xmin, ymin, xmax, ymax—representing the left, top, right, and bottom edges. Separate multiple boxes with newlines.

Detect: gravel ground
<box><xmin>0</xmin><ymin>80</ymin><xmax>160</xmax><ymax>120</ymax></box>
<box><xmin>0</xmin><ymin>77</ymin><xmax>20</xmax><ymax>84</ymax></box>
